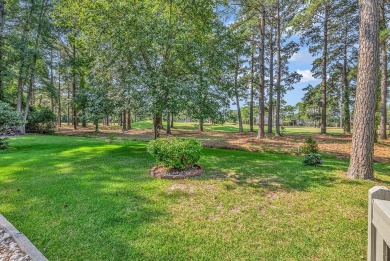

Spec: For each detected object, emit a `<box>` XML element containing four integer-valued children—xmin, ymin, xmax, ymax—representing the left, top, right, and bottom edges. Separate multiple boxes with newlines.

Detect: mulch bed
<box><xmin>0</xmin><ymin>228</ymin><xmax>31</xmax><ymax>261</ymax></box>
<box><xmin>151</xmin><ymin>165</ymin><xmax>203</xmax><ymax>179</ymax></box>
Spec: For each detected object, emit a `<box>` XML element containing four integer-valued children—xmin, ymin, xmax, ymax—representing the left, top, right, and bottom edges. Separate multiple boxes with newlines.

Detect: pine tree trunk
<box><xmin>343</xmin><ymin>23</ymin><xmax>351</xmax><ymax>134</ymax></box>
<box><xmin>0</xmin><ymin>0</ymin><xmax>4</xmax><ymax>101</ymax></box>
<box><xmin>122</xmin><ymin>110</ymin><xmax>127</xmax><ymax>131</ymax></box>
<box><xmin>50</xmin><ymin>50</ymin><xmax>54</xmax><ymax>113</ymax></box>
<box><xmin>235</xmin><ymin>54</ymin><xmax>243</xmax><ymax>133</ymax></box>
<box><xmin>347</xmin><ymin>0</ymin><xmax>380</xmax><ymax>179</ymax></box>
<box><xmin>249</xmin><ymin>48</ymin><xmax>254</xmax><ymax>132</ymax></box>
<box><xmin>257</xmin><ymin>2</ymin><xmax>266</xmax><ymax>139</ymax></box>
<box><xmin>58</xmin><ymin>71</ymin><xmax>61</xmax><ymax>127</ymax></box>
<box><xmin>67</xmin><ymin>86</ymin><xmax>70</xmax><ymax>126</ymax></box>
<box><xmin>127</xmin><ymin>110</ymin><xmax>131</xmax><ymax>130</ymax></box>
<box><xmin>72</xmin><ymin>42</ymin><xmax>78</xmax><ymax>130</ymax></box>
<box><xmin>380</xmin><ymin>1</ymin><xmax>387</xmax><ymax>140</ymax></box>
<box><xmin>268</xmin><ymin>29</ymin><xmax>274</xmax><ymax>134</ymax></box>
<box><xmin>275</xmin><ymin>1</ymin><xmax>282</xmax><ymax>137</ymax></box>
<box><xmin>321</xmin><ymin>5</ymin><xmax>329</xmax><ymax>135</ymax></box>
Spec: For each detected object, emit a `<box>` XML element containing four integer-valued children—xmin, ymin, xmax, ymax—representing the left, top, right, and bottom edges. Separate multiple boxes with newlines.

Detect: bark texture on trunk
<box><xmin>347</xmin><ymin>0</ymin><xmax>380</xmax><ymax>179</ymax></box>
<box><xmin>268</xmin><ymin>29</ymin><xmax>274</xmax><ymax>134</ymax></box>
<box><xmin>343</xmin><ymin>23</ymin><xmax>351</xmax><ymax>134</ymax></box>
<box><xmin>58</xmin><ymin>72</ymin><xmax>61</xmax><ymax>127</ymax></box>
<box><xmin>257</xmin><ymin>3</ymin><xmax>266</xmax><ymax>139</ymax></box>
<box><xmin>380</xmin><ymin>1</ymin><xmax>387</xmax><ymax>140</ymax></box>
<box><xmin>127</xmin><ymin>110</ymin><xmax>131</xmax><ymax>130</ymax></box>
<box><xmin>72</xmin><ymin>42</ymin><xmax>78</xmax><ymax>130</ymax></box>
<box><xmin>235</xmin><ymin>54</ymin><xmax>243</xmax><ymax>133</ymax></box>
<box><xmin>0</xmin><ymin>0</ymin><xmax>4</xmax><ymax>101</ymax></box>
<box><xmin>249</xmin><ymin>49</ymin><xmax>254</xmax><ymax>132</ymax></box>
<box><xmin>321</xmin><ymin>5</ymin><xmax>329</xmax><ymax>135</ymax></box>
<box><xmin>275</xmin><ymin>1</ymin><xmax>282</xmax><ymax>137</ymax></box>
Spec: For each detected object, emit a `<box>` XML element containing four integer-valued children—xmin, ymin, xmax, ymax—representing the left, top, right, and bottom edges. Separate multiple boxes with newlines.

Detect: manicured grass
<box><xmin>132</xmin><ymin>120</ymin><xmax>344</xmax><ymax>135</ymax></box>
<box><xmin>0</xmin><ymin>135</ymin><xmax>388</xmax><ymax>260</ymax></box>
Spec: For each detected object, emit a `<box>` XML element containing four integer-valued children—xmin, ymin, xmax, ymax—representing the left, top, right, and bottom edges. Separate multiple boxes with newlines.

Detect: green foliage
<box><xmin>106</xmin><ymin>134</ymin><xmax>117</xmax><ymax>144</ymax></box>
<box><xmin>147</xmin><ymin>138</ymin><xmax>202</xmax><ymax>170</ymax></box>
<box><xmin>26</xmin><ymin>107</ymin><xmax>57</xmax><ymax>134</ymax></box>
<box><xmin>301</xmin><ymin>136</ymin><xmax>319</xmax><ymax>154</ymax></box>
<box><xmin>0</xmin><ymin>137</ymin><xmax>9</xmax><ymax>150</ymax></box>
<box><xmin>0</xmin><ymin>102</ymin><xmax>24</xmax><ymax>132</ymax></box>
<box><xmin>302</xmin><ymin>153</ymin><xmax>323</xmax><ymax>166</ymax></box>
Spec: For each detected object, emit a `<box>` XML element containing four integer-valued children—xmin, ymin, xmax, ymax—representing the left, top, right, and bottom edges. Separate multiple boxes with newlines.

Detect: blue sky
<box><xmin>286</xmin><ymin>46</ymin><xmax>321</xmax><ymax>105</ymax></box>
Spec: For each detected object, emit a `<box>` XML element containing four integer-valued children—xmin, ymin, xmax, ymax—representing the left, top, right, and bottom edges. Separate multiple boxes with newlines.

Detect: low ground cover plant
<box><xmin>147</xmin><ymin>137</ymin><xmax>202</xmax><ymax>170</ymax></box>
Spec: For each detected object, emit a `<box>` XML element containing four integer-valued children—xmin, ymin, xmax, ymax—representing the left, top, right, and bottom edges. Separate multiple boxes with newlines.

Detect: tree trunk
<box><xmin>50</xmin><ymin>50</ymin><xmax>54</xmax><ymax>112</ymax></box>
<box><xmin>268</xmin><ymin>28</ymin><xmax>274</xmax><ymax>134</ymax></box>
<box><xmin>171</xmin><ymin>113</ymin><xmax>174</xmax><ymax>128</ymax></box>
<box><xmin>166</xmin><ymin>112</ymin><xmax>171</xmax><ymax>134</ymax></box>
<box><xmin>250</xmin><ymin>46</ymin><xmax>254</xmax><ymax>132</ymax></box>
<box><xmin>0</xmin><ymin>0</ymin><xmax>4</xmax><ymax>101</ymax></box>
<box><xmin>67</xmin><ymin>86</ymin><xmax>70</xmax><ymax>125</ymax></box>
<box><xmin>153</xmin><ymin>114</ymin><xmax>163</xmax><ymax>139</ymax></box>
<box><xmin>122</xmin><ymin>110</ymin><xmax>127</xmax><ymax>131</ymax></box>
<box><xmin>321</xmin><ymin>5</ymin><xmax>329</xmax><ymax>135</ymax></box>
<box><xmin>347</xmin><ymin>0</ymin><xmax>380</xmax><ymax>179</ymax></box>
<box><xmin>380</xmin><ymin>1</ymin><xmax>387</xmax><ymax>140</ymax></box>
<box><xmin>257</xmin><ymin>2</ymin><xmax>266</xmax><ymax>139</ymax></box>
<box><xmin>199</xmin><ymin>118</ymin><xmax>204</xmax><ymax>132</ymax></box>
<box><xmin>127</xmin><ymin>109</ymin><xmax>131</xmax><ymax>130</ymax></box>
<box><xmin>72</xmin><ymin>42</ymin><xmax>78</xmax><ymax>130</ymax></box>
<box><xmin>235</xmin><ymin>54</ymin><xmax>243</xmax><ymax>133</ymax></box>
<box><xmin>343</xmin><ymin>23</ymin><xmax>351</xmax><ymax>134</ymax></box>
<box><xmin>58</xmin><ymin>76</ymin><xmax>61</xmax><ymax>127</ymax></box>
<box><xmin>94</xmin><ymin>119</ymin><xmax>99</xmax><ymax>132</ymax></box>
<box><xmin>275</xmin><ymin>1</ymin><xmax>282</xmax><ymax>137</ymax></box>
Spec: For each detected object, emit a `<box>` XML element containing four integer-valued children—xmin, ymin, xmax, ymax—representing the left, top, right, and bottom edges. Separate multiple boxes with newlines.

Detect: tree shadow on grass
<box><xmin>0</xmin><ymin>138</ymin><xmax>168</xmax><ymax>260</ymax></box>
<box><xmin>197</xmin><ymin>148</ymin><xmax>348</xmax><ymax>193</ymax></box>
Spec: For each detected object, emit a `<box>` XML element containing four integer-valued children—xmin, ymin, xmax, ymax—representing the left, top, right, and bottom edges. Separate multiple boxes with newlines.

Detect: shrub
<box><xmin>26</xmin><ymin>107</ymin><xmax>57</xmax><ymax>134</ymax></box>
<box><xmin>301</xmin><ymin>136</ymin><xmax>319</xmax><ymax>154</ymax></box>
<box><xmin>303</xmin><ymin>153</ymin><xmax>323</xmax><ymax>166</ymax></box>
<box><xmin>0</xmin><ymin>137</ymin><xmax>9</xmax><ymax>150</ymax></box>
<box><xmin>0</xmin><ymin>101</ymin><xmax>24</xmax><ymax>134</ymax></box>
<box><xmin>147</xmin><ymin>138</ymin><xmax>202</xmax><ymax>170</ymax></box>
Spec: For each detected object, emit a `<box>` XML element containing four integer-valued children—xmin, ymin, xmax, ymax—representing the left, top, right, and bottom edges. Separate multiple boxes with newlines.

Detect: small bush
<box><xmin>0</xmin><ymin>137</ymin><xmax>9</xmax><ymax>150</ymax></box>
<box><xmin>303</xmin><ymin>153</ymin><xmax>323</xmax><ymax>166</ymax></box>
<box><xmin>106</xmin><ymin>134</ymin><xmax>117</xmax><ymax>144</ymax></box>
<box><xmin>147</xmin><ymin>138</ymin><xmax>202</xmax><ymax>170</ymax></box>
<box><xmin>26</xmin><ymin>107</ymin><xmax>57</xmax><ymax>134</ymax></box>
<box><xmin>301</xmin><ymin>136</ymin><xmax>319</xmax><ymax>154</ymax></box>
<box><xmin>0</xmin><ymin>101</ymin><xmax>24</xmax><ymax>134</ymax></box>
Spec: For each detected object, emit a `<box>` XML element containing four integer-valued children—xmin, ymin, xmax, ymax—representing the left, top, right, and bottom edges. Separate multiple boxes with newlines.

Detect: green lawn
<box><xmin>132</xmin><ymin>120</ymin><xmax>344</xmax><ymax>135</ymax></box>
<box><xmin>0</xmin><ymin>135</ymin><xmax>387</xmax><ymax>260</ymax></box>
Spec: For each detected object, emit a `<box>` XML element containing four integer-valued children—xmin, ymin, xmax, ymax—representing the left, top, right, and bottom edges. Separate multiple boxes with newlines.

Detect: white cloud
<box><xmin>297</xmin><ymin>69</ymin><xmax>317</xmax><ymax>83</ymax></box>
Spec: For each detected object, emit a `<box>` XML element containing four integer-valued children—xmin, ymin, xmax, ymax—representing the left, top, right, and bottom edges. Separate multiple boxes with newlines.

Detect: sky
<box><xmin>286</xmin><ymin>45</ymin><xmax>321</xmax><ymax>105</ymax></box>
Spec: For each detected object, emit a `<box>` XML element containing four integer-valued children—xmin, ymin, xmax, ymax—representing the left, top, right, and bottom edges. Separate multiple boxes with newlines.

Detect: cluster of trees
<box><xmin>0</xmin><ymin>0</ymin><xmax>387</xmax><ymax>178</ymax></box>
<box><xmin>1</xmin><ymin>0</ymin><xmax>388</xmax><ymax>137</ymax></box>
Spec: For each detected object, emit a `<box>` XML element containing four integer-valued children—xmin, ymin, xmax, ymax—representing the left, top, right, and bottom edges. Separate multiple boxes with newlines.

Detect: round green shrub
<box><xmin>302</xmin><ymin>153</ymin><xmax>323</xmax><ymax>166</ymax></box>
<box><xmin>147</xmin><ymin>138</ymin><xmax>202</xmax><ymax>170</ymax></box>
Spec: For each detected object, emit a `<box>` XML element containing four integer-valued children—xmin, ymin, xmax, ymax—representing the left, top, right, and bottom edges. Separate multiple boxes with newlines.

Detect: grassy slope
<box><xmin>0</xmin><ymin>135</ymin><xmax>388</xmax><ymax>260</ymax></box>
<box><xmin>131</xmin><ymin>120</ymin><xmax>344</xmax><ymax>135</ymax></box>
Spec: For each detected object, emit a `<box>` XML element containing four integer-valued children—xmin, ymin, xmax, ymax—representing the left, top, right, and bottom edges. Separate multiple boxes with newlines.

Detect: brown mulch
<box><xmin>56</xmin><ymin>125</ymin><xmax>390</xmax><ymax>163</ymax></box>
<box><xmin>151</xmin><ymin>165</ymin><xmax>203</xmax><ymax>179</ymax></box>
<box><xmin>0</xmin><ymin>228</ymin><xmax>31</xmax><ymax>261</ymax></box>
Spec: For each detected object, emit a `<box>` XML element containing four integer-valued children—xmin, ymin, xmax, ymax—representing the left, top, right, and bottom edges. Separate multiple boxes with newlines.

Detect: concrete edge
<box><xmin>0</xmin><ymin>214</ymin><xmax>48</xmax><ymax>261</ymax></box>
